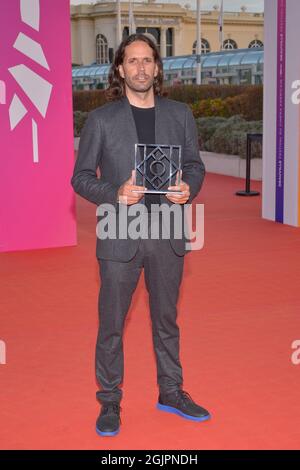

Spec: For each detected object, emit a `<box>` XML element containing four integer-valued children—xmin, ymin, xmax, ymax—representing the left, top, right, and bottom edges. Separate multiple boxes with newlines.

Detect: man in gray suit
<box><xmin>71</xmin><ymin>34</ymin><xmax>210</xmax><ymax>437</ymax></box>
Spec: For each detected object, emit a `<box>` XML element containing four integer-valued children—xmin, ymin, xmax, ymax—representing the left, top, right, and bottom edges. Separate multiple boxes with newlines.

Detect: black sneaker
<box><xmin>157</xmin><ymin>389</ymin><xmax>211</xmax><ymax>422</ymax></box>
<box><xmin>96</xmin><ymin>402</ymin><xmax>121</xmax><ymax>437</ymax></box>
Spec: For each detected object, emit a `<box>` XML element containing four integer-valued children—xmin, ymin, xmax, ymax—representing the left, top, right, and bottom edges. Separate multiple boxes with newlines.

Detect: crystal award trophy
<box><xmin>133</xmin><ymin>144</ymin><xmax>183</xmax><ymax>194</ymax></box>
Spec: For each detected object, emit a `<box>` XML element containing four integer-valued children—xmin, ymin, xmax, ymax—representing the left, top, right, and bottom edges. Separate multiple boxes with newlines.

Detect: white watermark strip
<box><xmin>96</xmin><ymin>203</ymin><xmax>204</xmax><ymax>251</ymax></box>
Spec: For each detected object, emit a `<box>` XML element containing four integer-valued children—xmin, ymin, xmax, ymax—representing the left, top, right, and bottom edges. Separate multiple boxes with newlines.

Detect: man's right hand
<box><xmin>117</xmin><ymin>170</ymin><xmax>147</xmax><ymax>205</ymax></box>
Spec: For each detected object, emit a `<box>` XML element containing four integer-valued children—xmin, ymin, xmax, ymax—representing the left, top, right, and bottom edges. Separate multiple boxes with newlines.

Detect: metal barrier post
<box><xmin>236</xmin><ymin>133</ymin><xmax>262</xmax><ymax>196</ymax></box>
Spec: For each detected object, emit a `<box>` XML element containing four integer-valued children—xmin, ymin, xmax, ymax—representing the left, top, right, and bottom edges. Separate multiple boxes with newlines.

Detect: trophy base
<box><xmin>132</xmin><ymin>190</ymin><xmax>183</xmax><ymax>195</ymax></box>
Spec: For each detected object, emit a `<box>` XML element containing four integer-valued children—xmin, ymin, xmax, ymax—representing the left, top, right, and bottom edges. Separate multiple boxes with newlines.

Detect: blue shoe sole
<box><xmin>157</xmin><ymin>403</ymin><xmax>211</xmax><ymax>422</ymax></box>
<box><xmin>96</xmin><ymin>426</ymin><xmax>119</xmax><ymax>437</ymax></box>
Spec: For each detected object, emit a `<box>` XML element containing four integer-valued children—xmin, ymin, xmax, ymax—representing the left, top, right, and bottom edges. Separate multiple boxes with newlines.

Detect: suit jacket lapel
<box><xmin>155</xmin><ymin>95</ymin><xmax>174</xmax><ymax>145</ymax></box>
<box><xmin>155</xmin><ymin>95</ymin><xmax>164</xmax><ymax>145</ymax></box>
<box><xmin>121</xmin><ymin>96</ymin><xmax>139</xmax><ymax>169</ymax></box>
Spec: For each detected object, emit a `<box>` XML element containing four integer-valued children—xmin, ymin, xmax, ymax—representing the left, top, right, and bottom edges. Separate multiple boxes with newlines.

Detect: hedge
<box><xmin>73</xmin><ymin>84</ymin><xmax>263</xmax><ymax>121</ymax></box>
<box><xmin>74</xmin><ymin>112</ymin><xmax>262</xmax><ymax>158</ymax></box>
<box><xmin>197</xmin><ymin>115</ymin><xmax>263</xmax><ymax>158</ymax></box>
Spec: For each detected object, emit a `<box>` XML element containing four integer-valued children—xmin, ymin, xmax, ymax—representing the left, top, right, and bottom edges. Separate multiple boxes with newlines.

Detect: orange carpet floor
<box><xmin>1</xmin><ymin>173</ymin><xmax>300</xmax><ymax>450</ymax></box>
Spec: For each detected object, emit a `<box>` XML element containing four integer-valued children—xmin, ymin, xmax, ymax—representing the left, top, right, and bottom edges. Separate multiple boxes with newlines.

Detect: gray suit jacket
<box><xmin>71</xmin><ymin>95</ymin><xmax>205</xmax><ymax>261</ymax></box>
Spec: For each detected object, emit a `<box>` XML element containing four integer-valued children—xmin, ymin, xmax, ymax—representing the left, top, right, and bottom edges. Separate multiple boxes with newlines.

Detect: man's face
<box><xmin>118</xmin><ymin>40</ymin><xmax>159</xmax><ymax>93</ymax></box>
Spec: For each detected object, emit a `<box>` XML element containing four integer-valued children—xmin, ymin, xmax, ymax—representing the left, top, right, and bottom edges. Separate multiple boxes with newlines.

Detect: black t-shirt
<box><xmin>130</xmin><ymin>104</ymin><xmax>160</xmax><ymax>211</ymax></box>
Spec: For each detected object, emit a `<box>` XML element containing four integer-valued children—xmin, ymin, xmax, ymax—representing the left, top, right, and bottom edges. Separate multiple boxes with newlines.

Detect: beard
<box><xmin>123</xmin><ymin>74</ymin><xmax>155</xmax><ymax>93</ymax></box>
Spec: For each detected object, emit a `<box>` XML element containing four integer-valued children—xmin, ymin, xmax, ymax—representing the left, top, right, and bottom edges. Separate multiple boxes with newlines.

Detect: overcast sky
<box><xmin>70</xmin><ymin>0</ymin><xmax>264</xmax><ymax>13</ymax></box>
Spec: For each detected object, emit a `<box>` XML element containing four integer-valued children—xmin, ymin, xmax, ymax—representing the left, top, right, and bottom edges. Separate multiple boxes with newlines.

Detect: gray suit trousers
<box><xmin>95</xmin><ymin>224</ymin><xmax>184</xmax><ymax>405</ymax></box>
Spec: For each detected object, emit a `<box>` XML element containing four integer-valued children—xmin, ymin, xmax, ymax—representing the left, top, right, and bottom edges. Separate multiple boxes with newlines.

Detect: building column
<box><xmin>78</xmin><ymin>19</ymin><xmax>95</xmax><ymax>65</ymax></box>
<box><xmin>173</xmin><ymin>26</ymin><xmax>182</xmax><ymax>56</ymax></box>
<box><xmin>160</xmin><ymin>26</ymin><xmax>167</xmax><ymax>58</ymax></box>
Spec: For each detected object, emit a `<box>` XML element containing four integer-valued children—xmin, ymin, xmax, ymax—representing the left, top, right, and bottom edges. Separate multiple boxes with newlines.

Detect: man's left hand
<box><xmin>165</xmin><ymin>171</ymin><xmax>190</xmax><ymax>204</ymax></box>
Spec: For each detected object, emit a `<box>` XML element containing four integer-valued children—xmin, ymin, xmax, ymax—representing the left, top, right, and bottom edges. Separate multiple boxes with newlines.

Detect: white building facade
<box><xmin>71</xmin><ymin>1</ymin><xmax>264</xmax><ymax>66</ymax></box>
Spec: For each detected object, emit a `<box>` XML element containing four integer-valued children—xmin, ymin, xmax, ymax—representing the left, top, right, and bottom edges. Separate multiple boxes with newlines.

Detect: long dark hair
<box><xmin>105</xmin><ymin>33</ymin><xmax>164</xmax><ymax>101</ymax></box>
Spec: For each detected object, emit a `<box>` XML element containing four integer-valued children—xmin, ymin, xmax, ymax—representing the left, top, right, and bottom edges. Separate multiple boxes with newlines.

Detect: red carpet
<box><xmin>1</xmin><ymin>172</ymin><xmax>300</xmax><ymax>450</ymax></box>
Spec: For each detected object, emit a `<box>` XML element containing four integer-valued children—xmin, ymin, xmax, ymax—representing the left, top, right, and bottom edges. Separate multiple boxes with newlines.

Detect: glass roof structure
<box><xmin>72</xmin><ymin>48</ymin><xmax>264</xmax><ymax>80</ymax></box>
